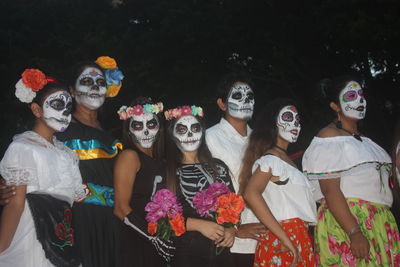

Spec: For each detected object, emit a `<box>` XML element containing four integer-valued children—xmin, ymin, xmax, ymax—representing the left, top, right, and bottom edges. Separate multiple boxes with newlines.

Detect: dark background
<box><xmin>0</xmin><ymin>0</ymin><xmax>399</xmax><ymax>156</ymax></box>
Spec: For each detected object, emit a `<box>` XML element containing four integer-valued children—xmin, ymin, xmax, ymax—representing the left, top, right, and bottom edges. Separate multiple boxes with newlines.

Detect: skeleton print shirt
<box><xmin>176</xmin><ymin>158</ymin><xmax>234</xmax><ymax>219</ymax></box>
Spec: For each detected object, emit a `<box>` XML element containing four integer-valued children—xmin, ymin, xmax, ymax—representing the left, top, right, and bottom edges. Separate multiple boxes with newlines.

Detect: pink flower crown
<box><xmin>164</xmin><ymin>105</ymin><xmax>204</xmax><ymax>121</ymax></box>
<box><xmin>117</xmin><ymin>102</ymin><xmax>164</xmax><ymax>120</ymax></box>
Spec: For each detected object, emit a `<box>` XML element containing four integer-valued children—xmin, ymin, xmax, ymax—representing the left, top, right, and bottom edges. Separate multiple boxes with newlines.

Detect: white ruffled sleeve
<box><xmin>253</xmin><ymin>155</ymin><xmax>288</xmax><ymax>181</ymax></box>
<box><xmin>0</xmin><ymin>141</ymin><xmax>38</xmax><ymax>186</ymax></box>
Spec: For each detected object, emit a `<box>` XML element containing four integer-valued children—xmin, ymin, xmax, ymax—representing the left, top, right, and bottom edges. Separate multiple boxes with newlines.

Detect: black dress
<box><xmin>116</xmin><ymin>149</ymin><xmax>166</xmax><ymax>267</ymax></box>
<box><xmin>172</xmin><ymin>159</ymin><xmax>235</xmax><ymax>267</ymax></box>
<box><xmin>56</xmin><ymin>118</ymin><xmax>122</xmax><ymax>267</ymax></box>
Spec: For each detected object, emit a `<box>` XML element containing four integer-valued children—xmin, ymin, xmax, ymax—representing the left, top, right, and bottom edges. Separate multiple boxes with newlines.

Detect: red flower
<box><xmin>181</xmin><ymin>106</ymin><xmax>192</xmax><ymax>116</ymax></box>
<box><xmin>169</xmin><ymin>214</ymin><xmax>186</xmax><ymax>237</ymax></box>
<box><xmin>148</xmin><ymin>221</ymin><xmax>158</xmax><ymax>235</ymax></box>
<box><xmin>55</xmin><ymin>223</ymin><xmax>67</xmax><ymax>240</ymax></box>
<box><xmin>22</xmin><ymin>69</ymin><xmax>47</xmax><ymax>91</ymax></box>
<box><xmin>215</xmin><ymin>193</ymin><xmax>244</xmax><ymax>225</ymax></box>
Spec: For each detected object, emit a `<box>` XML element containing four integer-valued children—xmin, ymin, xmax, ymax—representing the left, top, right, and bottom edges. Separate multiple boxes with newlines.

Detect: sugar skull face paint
<box><xmin>75</xmin><ymin>67</ymin><xmax>107</xmax><ymax>110</ymax></box>
<box><xmin>339</xmin><ymin>81</ymin><xmax>366</xmax><ymax>119</ymax></box>
<box><xmin>43</xmin><ymin>91</ymin><xmax>72</xmax><ymax>132</ymax></box>
<box><xmin>129</xmin><ymin>113</ymin><xmax>160</xmax><ymax>149</ymax></box>
<box><xmin>226</xmin><ymin>82</ymin><xmax>255</xmax><ymax>121</ymax></box>
<box><xmin>277</xmin><ymin>105</ymin><xmax>301</xmax><ymax>143</ymax></box>
<box><xmin>173</xmin><ymin>115</ymin><xmax>202</xmax><ymax>152</ymax></box>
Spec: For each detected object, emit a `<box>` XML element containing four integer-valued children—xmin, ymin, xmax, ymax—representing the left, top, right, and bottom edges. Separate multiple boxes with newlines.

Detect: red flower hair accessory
<box><xmin>15</xmin><ymin>69</ymin><xmax>50</xmax><ymax>103</ymax></box>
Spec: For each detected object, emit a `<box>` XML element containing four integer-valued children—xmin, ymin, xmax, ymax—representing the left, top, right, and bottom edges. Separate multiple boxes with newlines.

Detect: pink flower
<box><xmin>340</xmin><ymin>242</ymin><xmax>356</xmax><ymax>266</ymax></box>
<box><xmin>318</xmin><ymin>210</ymin><xmax>324</xmax><ymax>222</ymax></box>
<box><xmin>394</xmin><ymin>253</ymin><xmax>400</xmax><ymax>265</ymax></box>
<box><xmin>365</xmin><ymin>217</ymin><xmax>372</xmax><ymax>230</ymax></box>
<box><xmin>193</xmin><ymin>183</ymin><xmax>231</xmax><ymax>218</ymax></box>
<box><xmin>118</xmin><ymin>110</ymin><xmax>128</xmax><ymax>120</ymax></box>
<box><xmin>181</xmin><ymin>106</ymin><xmax>192</xmax><ymax>116</ymax></box>
<box><xmin>328</xmin><ymin>235</ymin><xmax>340</xmax><ymax>254</ymax></box>
<box><xmin>132</xmin><ymin>105</ymin><xmax>143</xmax><ymax>115</ymax></box>
<box><xmin>145</xmin><ymin>189</ymin><xmax>182</xmax><ymax>222</ymax></box>
<box><xmin>171</xmin><ymin>108</ymin><xmax>182</xmax><ymax>118</ymax></box>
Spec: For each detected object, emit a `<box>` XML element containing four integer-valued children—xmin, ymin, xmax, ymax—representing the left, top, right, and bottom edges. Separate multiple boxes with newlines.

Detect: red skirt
<box><xmin>253</xmin><ymin>218</ymin><xmax>315</xmax><ymax>267</ymax></box>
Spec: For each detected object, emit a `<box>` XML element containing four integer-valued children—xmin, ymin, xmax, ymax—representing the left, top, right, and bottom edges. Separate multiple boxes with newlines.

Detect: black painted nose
<box><xmin>63</xmin><ymin>109</ymin><xmax>71</xmax><ymax>116</ymax></box>
<box><xmin>144</xmin><ymin>130</ymin><xmax>149</xmax><ymax>136</ymax></box>
<box><xmin>360</xmin><ymin>98</ymin><xmax>364</xmax><ymax>103</ymax></box>
<box><xmin>244</xmin><ymin>97</ymin><xmax>250</xmax><ymax>103</ymax></box>
<box><xmin>92</xmin><ymin>85</ymin><xmax>99</xmax><ymax>91</ymax></box>
<box><xmin>188</xmin><ymin>132</ymin><xmax>193</xmax><ymax>137</ymax></box>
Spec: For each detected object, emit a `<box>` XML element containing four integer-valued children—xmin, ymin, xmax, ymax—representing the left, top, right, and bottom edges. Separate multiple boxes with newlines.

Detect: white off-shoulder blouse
<box><xmin>302</xmin><ymin>136</ymin><xmax>392</xmax><ymax>206</ymax></box>
<box><xmin>252</xmin><ymin>154</ymin><xmax>317</xmax><ymax>224</ymax></box>
<box><xmin>0</xmin><ymin>131</ymin><xmax>85</xmax><ymax>204</ymax></box>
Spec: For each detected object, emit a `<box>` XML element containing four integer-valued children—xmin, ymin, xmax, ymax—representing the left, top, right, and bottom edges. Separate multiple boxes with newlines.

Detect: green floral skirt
<box><xmin>315</xmin><ymin>198</ymin><xmax>400</xmax><ymax>266</ymax></box>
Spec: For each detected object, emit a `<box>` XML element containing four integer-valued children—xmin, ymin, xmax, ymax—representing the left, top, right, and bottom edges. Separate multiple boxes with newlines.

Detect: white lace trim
<box><xmin>0</xmin><ymin>166</ymin><xmax>38</xmax><ymax>186</ymax></box>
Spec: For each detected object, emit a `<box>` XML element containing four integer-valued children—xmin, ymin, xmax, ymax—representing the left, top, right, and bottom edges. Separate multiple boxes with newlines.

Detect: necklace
<box><xmin>274</xmin><ymin>145</ymin><xmax>287</xmax><ymax>153</ymax></box>
<box><xmin>335</xmin><ymin>122</ymin><xmax>362</xmax><ymax>142</ymax></box>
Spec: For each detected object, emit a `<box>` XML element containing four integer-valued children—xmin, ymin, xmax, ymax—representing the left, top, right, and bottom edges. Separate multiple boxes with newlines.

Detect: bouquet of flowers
<box><xmin>193</xmin><ymin>182</ymin><xmax>245</xmax><ymax>254</ymax></box>
<box><xmin>145</xmin><ymin>189</ymin><xmax>186</xmax><ymax>241</ymax></box>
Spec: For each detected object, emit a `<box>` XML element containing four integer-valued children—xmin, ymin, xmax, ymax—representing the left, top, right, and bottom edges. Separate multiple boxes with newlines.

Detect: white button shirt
<box><xmin>206</xmin><ymin>118</ymin><xmax>259</xmax><ymax>254</ymax></box>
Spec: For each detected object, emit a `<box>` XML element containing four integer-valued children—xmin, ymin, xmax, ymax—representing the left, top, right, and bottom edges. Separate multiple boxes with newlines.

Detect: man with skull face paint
<box><xmin>206</xmin><ymin>73</ymin><xmax>267</xmax><ymax>267</ymax></box>
<box><xmin>0</xmin><ymin>69</ymin><xmax>85</xmax><ymax>267</ymax></box>
<box><xmin>113</xmin><ymin>97</ymin><xmax>172</xmax><ymax>266</ymax></box>
<box><xmin>164</xmin><ymin>105</ymin><xmax>235</xmax><ymax>267</ymax></box>
<box><xmin>55</xmin><ymin>58</ymin><xmax>124</xmax><ymax>267</ymax></box>
<box><xmin>303</xmin><ymin>77</ymin><xmax>400</xmax><ymax>266</ymax></box>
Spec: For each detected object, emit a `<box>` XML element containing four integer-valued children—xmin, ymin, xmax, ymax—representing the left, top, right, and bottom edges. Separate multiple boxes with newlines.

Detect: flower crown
<box><xmin>95</xmin><ymin>56</ymin><xmax>124</xmax><ymax>98</ymax></box>
<box><xmin>164</xmin><ymin>105</ymin><xmax>204</xmax><ymax>121</ymax></box>
<box><xmin>118</xmin><ymin>102</ymin><xmax>164</xmax><ymax>120</ymax></box>
<box><xmin>15</xmin><ymin>69</ymin><xmax>56</xmax><ymax>103</ymax></box>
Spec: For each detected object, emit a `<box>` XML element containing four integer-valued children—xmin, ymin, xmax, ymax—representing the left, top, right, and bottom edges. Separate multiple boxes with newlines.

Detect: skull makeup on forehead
<box><xmin>129</xmin><ymin>113</ymin><xmax>160</xmax><ymax>148</ymax></box>
<box><xmin>43</xmin><ymin>91</ymin><xmax>72</xmax><ymax>132</ymax></box>
<box><xmin>226</xmin><ymin>82</ymin><xmax>255</xmax><ymax>121</ymax></box>
<box><xmin>277</xmin><ymin>105</ymin><xmax>301</xmax><ymax>143</ymax></box>
<box><xmin>173</xmin><ymin>115</ymin><xmax>202</xmax><ymax>152</ymax></box>
<box><xmin>339</xmin><ymin>81</ymin><xmax>367</xmax><ymax>119</ymax></box>
<box><xmin>75</xmin><ymin>67</ymin><xmax>107</xmax><ymax>110</ymax></box>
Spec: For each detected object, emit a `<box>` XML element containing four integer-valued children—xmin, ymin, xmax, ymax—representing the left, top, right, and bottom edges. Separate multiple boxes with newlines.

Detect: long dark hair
<box><xmin>165</xmin><ymin>113</ymin><xmax>218</xmax><ymax>193</ymax></box>
<box><xmin>121</xmin><ymin>96</ymin><xmax>165</xmax><ymax>159</ymax></box>
<box><xmin>239</xmin><ymin>98</ymin><xmax>298</xmax><ymax>194</ymax></box>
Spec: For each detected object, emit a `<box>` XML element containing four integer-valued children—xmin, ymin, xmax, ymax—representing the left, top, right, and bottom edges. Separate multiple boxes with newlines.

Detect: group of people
<box><xmin>0</xmin><ymin>56</ymin><xmax>399</xmax><ymax>267</ymax></box>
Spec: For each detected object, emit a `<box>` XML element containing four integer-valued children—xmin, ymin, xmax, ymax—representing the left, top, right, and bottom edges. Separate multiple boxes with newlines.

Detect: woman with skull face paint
<box><xmin>164</xmin><ymin>105</ymin><xmax>235</xmax><ymax>267</ymax></box>
<box><xmin>303</xmin><ymin>77</ymin><xmax>400</xmax><ymax>266</ymax></box>
<box><xmin>0</xmin><ymin>69</ymin><xmax>85</xmax><ymax>267</ymax></box>
<box><xmin>113</xmin><ymin>97</ymin><xmax>171</xmax><ymax>266</ymax></box>
<box><xmin>55</xmin><ymin>58</ymin><xmax>124</xmax><ymax>267</ymax></box>
<box><xmin>241</xmin><ymin>99</ymin><xmax>316</xmax><ymax>267</ymax></box>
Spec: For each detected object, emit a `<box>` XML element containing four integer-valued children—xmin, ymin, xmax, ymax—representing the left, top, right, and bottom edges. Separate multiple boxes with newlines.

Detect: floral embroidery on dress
<box><xmin>52</xmin><ymin>209</ymin><xmax>74</xmax><ymax>249</ymax></box>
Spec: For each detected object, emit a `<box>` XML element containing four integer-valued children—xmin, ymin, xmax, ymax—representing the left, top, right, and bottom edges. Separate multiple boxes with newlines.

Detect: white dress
<box><xmin>0</xmin><ymin>131</ymin><xmax>85</xmax><ymax>267</ymax></box>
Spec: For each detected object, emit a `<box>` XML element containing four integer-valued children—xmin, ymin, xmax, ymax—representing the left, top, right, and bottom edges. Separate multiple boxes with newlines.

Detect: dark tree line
<box><xmin>0</xmin><ymin>0</ymin><xmax>399</xmax><ymax>154</ymax></box>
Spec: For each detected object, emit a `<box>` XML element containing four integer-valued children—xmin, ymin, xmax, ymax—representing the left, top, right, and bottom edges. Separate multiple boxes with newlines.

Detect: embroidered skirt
<box><xmin>253</xmin><ymin>218</ymin><xmax>315</xmax><ymax>267</ymax></box>
<box><xmin>315</xmin><ymin>198</ymin><xmax>400</xmax><ymax>266</ymax></box>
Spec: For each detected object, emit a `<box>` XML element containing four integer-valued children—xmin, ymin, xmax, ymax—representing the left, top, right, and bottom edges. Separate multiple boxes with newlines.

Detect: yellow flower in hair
<box><xmin>95</xmin><ymin>56</ymin><xmax>117</xmax><ymax>69</ymax></box>
<box><xmin>106</xmin><ymin>84</ymin><xmax>121</xmax><ymax>98</ymax></box>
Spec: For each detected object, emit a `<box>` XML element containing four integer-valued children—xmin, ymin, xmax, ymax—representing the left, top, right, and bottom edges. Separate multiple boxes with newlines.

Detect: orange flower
<box><xmin>147</xmin><ymin>221</ymin><xmax>158</xmax><ymax>235</ymax></box>
<box><xmin>105</xmin><ymin>84</ymin><xmax>121</xmax><ymax>97</ymax></box>
<box><xmin>95</xmin><ymin>56</ymin><xmax>117</xmax><ymax>69</ymax></box>
<box><xmin>169</xmin><ymin>214</ymin><xmax>186</xmax><ymax>237</ymax></box>
<box><xmin>216</xmin><ymin>193</ymin><xmax>245</xmax><ymax>225</ymax></box>
<box><xmin>22</xmin><ymin>69</ymin><xmax>47</xmax><ymax>91</ymax></box>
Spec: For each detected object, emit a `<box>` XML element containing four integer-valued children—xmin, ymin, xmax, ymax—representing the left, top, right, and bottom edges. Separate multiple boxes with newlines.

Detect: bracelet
<box><xmin>347</xmin><ymin>224</ymin><xmax>360</xmax><ymax>236</ymax></box>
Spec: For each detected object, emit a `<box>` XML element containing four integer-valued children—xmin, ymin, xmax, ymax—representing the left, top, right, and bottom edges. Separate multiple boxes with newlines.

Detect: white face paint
<box><xmin>129</xmin><ymin>113</ymin><xmax>159</xmax><ymax>149</ymax></box>
<box><xmin>173</xmin><ymin>115</ymin><xmax>202</xmax><ymax>152</ymax></box>
<box><xmin>226</xmin><ymin>82</ymin><xmax>255</xmax><ymax>121</ymax></box>
<box><xmin>74</xmin><ymin>67</ymin><xmax>107</xmax><ymax>110</ymax></box>
<box><xmin>277</xmin><ymin>105</ymin><xmax>301</xmax><ymax>143</ymax></box>
<box><xmin>339</xmin><ymin>81</ymin><xmax>367</xmax><ymax>119</ymax></box>
<box><xmin>43</xmin><ymin>91</ymin><xmax>72</xmax><ymax>132</ymax></box>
